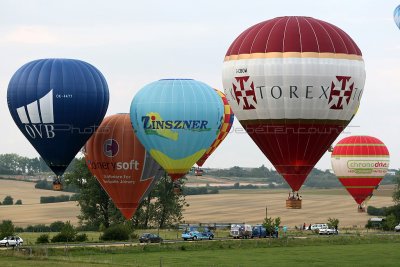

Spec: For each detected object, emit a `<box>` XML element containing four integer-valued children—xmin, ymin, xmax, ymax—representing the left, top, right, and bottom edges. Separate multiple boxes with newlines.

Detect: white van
<box><xmin>310</xmin><ymin>223</ymin><xmax>328</xmax><ymax>231</ymax></box>
<box><xmin>230</xmin><ymin>224</ymin><xmax>252</xmax><ymax>239</ymax></box>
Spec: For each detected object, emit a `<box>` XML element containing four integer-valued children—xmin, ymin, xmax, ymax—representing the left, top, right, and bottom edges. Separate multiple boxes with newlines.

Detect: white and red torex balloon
<box><xmin>222</xmin><ymin>16</ymin><xmax>366</xmax><ymax>194</ymax></box>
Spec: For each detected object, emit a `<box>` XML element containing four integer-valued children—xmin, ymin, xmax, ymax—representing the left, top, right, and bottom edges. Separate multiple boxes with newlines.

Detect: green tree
<box><xmin>2</xmin><ymin>196</ymin><xmax>14</xmax><ymax>205</ymax></box>
<box><xmin>64</xmin><ymin>158</ymin><xmax>124</xmax><ymax>229</ymax></box>
<box><xmin>153</xmin><ymin>174</ymin><xmax>187</xmax><ymax>229</ymax></box>
<box><xmin>15</xmin><ymin>199</ymin><xmax>22</xmax><ymax>205</ymax></box>
<box><xmin>263</xmin><ymin>216</ymin><xmax>280</xmax><ymax>237</ymax></box>
<box><xmin>384</xmin><ymin>214</ymin><xmax>397</xmax><ymax>231</ymax></box>
<box><xmin>0</xmin><ymin>220</ymin><xmax>15</xmax><ymax>237</ymax></box>
<box><xmin>327</xmin><ymin>217</ymin><xmax>339</xmax><ymax>229</ymax></box>
<box><xmin>65</xmin><ymin>158</ymin><xmax>187</xmax><ymax>229</ymax></box>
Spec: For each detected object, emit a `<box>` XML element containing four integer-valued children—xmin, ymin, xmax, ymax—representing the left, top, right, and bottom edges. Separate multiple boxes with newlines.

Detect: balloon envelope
<box><xmin>222</xmin><ymin>16</ymin><xmax>366</xmax><ymax>191</ymax></box>
<box><xmin>394</xmin><ymin>5</ymin><xmax>400</xmax><ymax>29</ymax></box>
<box><xmin>196</xmin><ymin>89</ymin><xmax>234</xmax><ymax>167</ymax></box>
<box><xmin>331</xmin><ymin>136</ymin><xmax>389</xmax><ymax>205</ymax></box>
<box><xmin>85</xmin><ymin>114</ymin><xmax>162</xmax><ymax>219</ymax></box>
<box><xmin>7</xmin><ymin>58</ymin><xmax>109</xmax><ymax>176</ymax></box>
<box><xmin>130</xmin><ymin>79</ymin><xmax>224</xmax><ymax>180</ymax></box>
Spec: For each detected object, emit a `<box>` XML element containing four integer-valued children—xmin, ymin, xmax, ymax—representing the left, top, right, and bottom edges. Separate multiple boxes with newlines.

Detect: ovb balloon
<box><xmin>130</xmin><ymin>79</ymin><xmax>224</xmax><ymax>180</ymax></box>
<box><xmin>7</xmin><ymin>59</ymin><xmax>109</xmax><ymax>178</ymax></box>
<box><xmin>222</xmin><ymin>16</ymin><xmax>366</xmax><ymax>200</ymax></box>
<box><xmin>85</xmin><ymin>114</ymin><xmax>162</xmax><ymax>219</ymax></box>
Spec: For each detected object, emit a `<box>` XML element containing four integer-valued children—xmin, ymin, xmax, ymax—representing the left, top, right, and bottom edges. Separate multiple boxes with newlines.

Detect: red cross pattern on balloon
<box><xmin>328</xmin><ymin>76</ymin><xmax>354</xmax><ymax>110</ymax></box>
<box><xmin>232</xmin><ymin>76</ymin><xmax>257</xmax><ymax>110</ymax></box>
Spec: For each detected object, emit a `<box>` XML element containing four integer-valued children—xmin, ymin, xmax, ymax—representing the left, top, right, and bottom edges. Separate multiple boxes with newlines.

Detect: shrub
<box><xmin>35</xmin><ymin>179</ymin><xmax>52</xmax><ymax>190</ymax></box>
<box><xmin>40</xmin><ymin>195</ymin><xmax>70</xmax><ymax>204</ymax></box>
<box><xmin>51</xmin><ymin>233</ymin><xmax>72</xmax><ymax>243</ymax></box>
<box><xmin>51</xmin><ymin>221</ymin><xmax>77</xmax><ymax>243</ymax></box>
<box><xmin>383</xmin><ymin>214</ymin><xmax>397</xmax><ymax>231</ymax></box>
<box><xmin>75</xmin><ymin>233</ymin><xmax>88</xmax><ymax>242</ymax></box>
<box><xmin>0</xmin><ymin>220</ymin><xmax>15</xmax><ymax>237</ymax></box>
<box><xmin>25</xmin><ymin>224</ymin><xmax>50</xmax><ymax>232</ymax></box>
<box><xmin>14</xmin><ymin>227</ymin><xmax>24</xmax><ymax>233</ymax></box>
<box><xmin>367</xmin><ymin>206</ymin><xmax>386</xmax><ymax>216</ymax></box>
<box><xmin>36</xmin><ymin>234</ymin><xmax>50</xmax><ymax>244</ymax></box>
<box><xmin>15</xmin><ymin>199</ymin><xmax>22</xmax><ymax>205</ymax></box>
<box><xmin>50</xmin><ymin>221</ymin><xmax>65</xmax><ymax>232</ymax></box>
<box><xmin>100</xmin><ymin>224</ymin><xmax>132</xmax><ymax>241</ymax></box>
<box><xmin>2</xmin><ymin>196</ymin><xmax>13</xmax><ymax>205</ymax></box>
<box><xmin>327</xmin><ymin>218</ymin><xmax>339</xmax><ymax>229</ymax></box>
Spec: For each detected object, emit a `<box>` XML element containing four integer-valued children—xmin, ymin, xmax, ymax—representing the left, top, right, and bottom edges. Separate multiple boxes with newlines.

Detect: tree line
<box><xmin>206</xmin><ymin>165</ymin><xmax>397</xmax><ymax>188</ymax></box>
<box><xmin>0</xmin><ymin>153</ymin><xmax>78</xmax><ymax>175</ymax></box>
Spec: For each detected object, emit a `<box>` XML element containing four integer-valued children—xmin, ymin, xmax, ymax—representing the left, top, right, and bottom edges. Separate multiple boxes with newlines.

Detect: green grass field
<box><xmin>1</xmin><ymin>235</ymin><xmax>400</xmax><ymax>266</ymax></box>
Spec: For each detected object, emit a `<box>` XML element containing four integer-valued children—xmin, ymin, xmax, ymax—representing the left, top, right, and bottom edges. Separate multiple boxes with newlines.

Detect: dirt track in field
<box><xmin>0</xmin><ymin>179</ymin><xmax>395</xmax><ymax>227</ymax></box>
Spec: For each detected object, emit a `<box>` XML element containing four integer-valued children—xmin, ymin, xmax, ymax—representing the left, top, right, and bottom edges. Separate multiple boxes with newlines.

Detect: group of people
<box><xmin>302</xmin><ymin>223</ymin><xmax>311</xmax><ymax>230</ymax></box>
<box><xmin>288</xmin><ymin>191</ymin><xmax>302</xmax><ymax>201</ymax></box>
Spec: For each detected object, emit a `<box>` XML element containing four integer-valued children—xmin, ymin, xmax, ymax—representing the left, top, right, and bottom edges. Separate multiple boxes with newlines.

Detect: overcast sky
<box><xmin>1</xmin><ymin>0</ymin><xmax>399</xmax><ymax>171</ymax></box>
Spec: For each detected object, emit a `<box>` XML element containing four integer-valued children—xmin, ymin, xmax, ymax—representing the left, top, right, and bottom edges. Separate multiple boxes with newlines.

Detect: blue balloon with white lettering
<box><xmin>130</xmin><ymin>79</ymin><xmax>224</xmax><ymax>181</ymax></box>
<box><xmin>7</xmin><ymin>59</ymin><xmax>109</xmax><ymax>176</ymax></box>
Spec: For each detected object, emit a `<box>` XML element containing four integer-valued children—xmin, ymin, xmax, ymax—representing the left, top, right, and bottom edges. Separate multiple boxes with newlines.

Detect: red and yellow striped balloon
<box><xmin>331</xmin><ymin>136</ymin><xmax>389</xmax><ymax>205</ymax></box>
<box><xmin>196</xmin><ymin>89</ymin><xmax>234</xmax><ymax>167</ymax></box>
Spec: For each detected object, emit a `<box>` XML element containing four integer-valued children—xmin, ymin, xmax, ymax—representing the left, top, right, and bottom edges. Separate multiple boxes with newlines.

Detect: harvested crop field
<box><xmin>183</xmin><ymin>186</ymin><xmax>395</xmax><ymax>228</ymax></box>
<box><xmin>0</xmin><ymin>179</ymin><xmax>79</xmax><ymax>226</ymax></box>
<box><xmin>0</xmin><ymin>179</ymin><xmax>395</xmax><ymax>227</ymax></box>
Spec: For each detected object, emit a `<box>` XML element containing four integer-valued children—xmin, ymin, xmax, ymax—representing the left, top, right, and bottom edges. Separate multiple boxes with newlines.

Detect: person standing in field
<box><xmin>283</xmin><ymin>225</ymin><xmax>287</xmax><ymax>237</ymax></box>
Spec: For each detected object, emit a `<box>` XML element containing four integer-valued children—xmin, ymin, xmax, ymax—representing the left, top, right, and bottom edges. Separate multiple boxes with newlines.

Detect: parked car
<box><xmin>0</xmin><ymin>236</ymin><xmax>23</xmax><ymax>247</ymax></box>
<box><xmin>395</xmin><ymin>223</ymin><xmax>400</xmax><ymax>232</ymax></box>
<box><xmin>310</xmin><ymin>223</ymin><xmax>328</xmax><ymax>231</ymax></box>
<box><xmin>139</xmin><ymin>233</ymin><xmax>163</xmax><ymax>243</ymax></box>
<box><xmin>201</xmin><ymin>230</ymin><xmax>214</xmax><ymax>240</ymax></box>
<box><xmin>230</xmin><ymin>224</ymin><xmax>252</xmax><ymax>239</ymax></box>
<box><xmin>251</xmin><ymin>225</ymin><xmax>278</xmax><ymax>238</ymax></box>
<box><xmin>318</xmin><ymin>228</ymin><xmax>339</xmax><ymax>235</ymax></box>
<box><xmin>181</xmin><ymin>231</ymin><xmax>211</xmax><ymax>241</ymax></box>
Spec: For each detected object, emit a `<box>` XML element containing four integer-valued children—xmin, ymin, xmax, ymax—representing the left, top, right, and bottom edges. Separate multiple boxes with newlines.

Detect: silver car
<box><xmin>0</xmin><ymin>236</ymin><xmax>23</xmax><ymax>247</ymax></box>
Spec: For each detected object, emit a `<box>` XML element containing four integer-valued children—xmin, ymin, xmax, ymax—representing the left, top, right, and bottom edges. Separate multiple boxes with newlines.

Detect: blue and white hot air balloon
<box><xmin>394</xmin><ymin>5</ymin><xmax>400</xmax><ymax>29</ymax></box>
<box><xmin>130</xmin><ymin>79</ymin><xmax>224</xmax><ymax>181</ymax></box>
<box><xmin>7</xmin><ymin>59</ymin><xmax>109</xmax><ymax>185</ymax></box>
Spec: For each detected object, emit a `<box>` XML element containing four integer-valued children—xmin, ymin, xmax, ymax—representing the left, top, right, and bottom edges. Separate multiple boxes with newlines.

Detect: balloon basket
<box><xmin>286</xmin><ymin>199</ymin><xmax>302</xmax><ymax>209</ymax></box>
<box><xmin>52</xmin><ymin>183</ymin><xmax>63</xmax><ymax>191</ymax></box>
<box><xmin>357</xmin><ymin>207</ymin><xmax>366</xmax><ymax>213</ymax></box>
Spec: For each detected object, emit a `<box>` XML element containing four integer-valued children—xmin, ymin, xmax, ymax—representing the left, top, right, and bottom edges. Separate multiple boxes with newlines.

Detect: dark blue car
<box><xmin>251</xmin><ymin>225</ymin><xmax>278</xmax><ymax>238</ymax></box>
